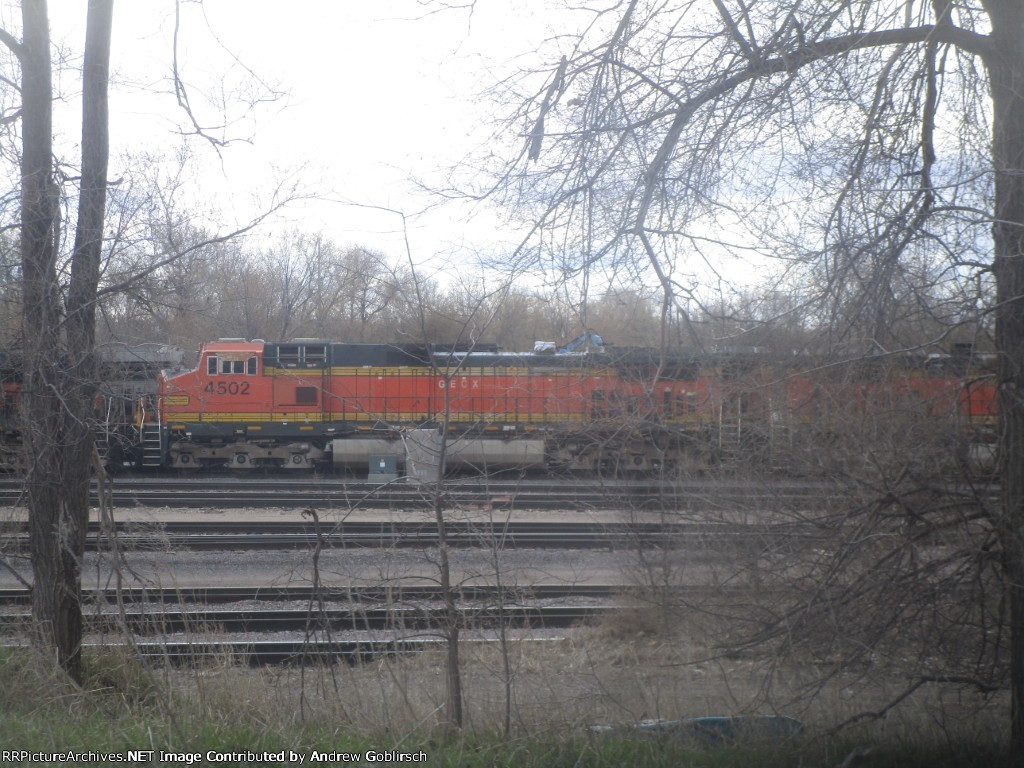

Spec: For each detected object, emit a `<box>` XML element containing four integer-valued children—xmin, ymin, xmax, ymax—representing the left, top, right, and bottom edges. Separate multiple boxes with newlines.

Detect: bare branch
<box><xmin>711</xmin><ymin>0</ymin><xmax>755</xmax><ymax>60</ymax></box>
<box><xmin>0</xmin><ymin>27</ymin><xmax>23</xmax><ymax>61</ymax></box>
<box><xmin>528</xmin><ymin>55</ymin><xmax>567</xmax><ymax>161</ymax></box>
<box><xmin>171</xmin><ymin>0</ymin><xmax>225</xmax><ymax>153</ymax></box>
<box><xmin>636</xmin><ymin>22</ymin><xmax>992</xmax><ymax>231</ymax></box>
<box><xmin>828</xmin><ymin>675</ymin><xmax>1005</xmax><ymax>735</ymax></box>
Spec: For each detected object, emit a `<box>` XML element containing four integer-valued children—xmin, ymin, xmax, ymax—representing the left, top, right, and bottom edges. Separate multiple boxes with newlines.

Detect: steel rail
<box><xmin>0</xmin><ymin>604</ymin><xmax>612</xmax><ymax>634</ymax></box>
<box><xmin>0</xmin><ymin>476</ymin><xmax>859</xmax><ymax>509</ymax></box>
<box><xmin>0</xmin><ymin>583</ymin><xmax>626</xmax><ymax>605</ymax></box>
<box><xmin>0</xmin><ymin>519</ymin><xmax>829</xmax><ymax>551</ymax></box>
<box><xmin>0</xmin><ymin>637</ymin><xmax>566</xmax><ymax>665</ymax></box>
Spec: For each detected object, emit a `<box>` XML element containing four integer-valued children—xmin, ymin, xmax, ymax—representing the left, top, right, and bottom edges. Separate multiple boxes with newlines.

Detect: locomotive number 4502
<box><xmin>203</xmin><ymin>381</ymin><xmax>251</xmax><ymax>396</ymax></box>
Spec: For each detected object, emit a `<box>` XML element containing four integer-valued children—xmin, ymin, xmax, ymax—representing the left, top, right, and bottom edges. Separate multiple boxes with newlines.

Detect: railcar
<box><xmin>777</xmin><ymin>351</ymin><xmax>997</xmax><ymax>473</ymax></box>
<box><xmin>95</xmin><ymin>344</ymin><xmax>186</xmax><ymax>466</ymax></box>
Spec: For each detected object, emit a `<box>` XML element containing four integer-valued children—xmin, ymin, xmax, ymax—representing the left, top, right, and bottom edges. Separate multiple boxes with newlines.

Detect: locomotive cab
<box><xmin>159</xmin><ymin>339</ymin><xmax>329</xmax><ymax>470</ymax></box>
<box><xmin>194</xmin><ymin>340</ymin><xmax>264</xmax><ymax>399</ymax></box>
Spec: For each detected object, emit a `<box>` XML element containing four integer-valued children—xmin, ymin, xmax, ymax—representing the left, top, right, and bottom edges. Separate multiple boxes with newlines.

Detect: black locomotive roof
<box><xmin>96</xmin><ymin>343</ymin><xmax>184</xmax><ymax>366</ymax></box>
<box><xmin>259</xmin><ymin>339</ymin><xmax>990</xmax><ymax>379</ymax></box>
<box><xmin>430</xmin><ymin>347</ymin><xmax>695</xmax><ymax>371</ymax></box>
<box><xmin>255</xmin><ymin>339</ymin><xmax>714</xmax><ymax>375</ymax></box>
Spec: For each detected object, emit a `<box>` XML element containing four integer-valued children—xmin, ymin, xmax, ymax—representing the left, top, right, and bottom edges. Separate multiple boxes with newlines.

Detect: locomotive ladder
<box><xmin>140</xmin><ymin>423</ymin><xmax>164</xmax><ymax>468</ymax></box>
<box><xmin>719</xmin><ymin>419</ymin><xmax>741</xmax><ymax>453</ymax></box>
<box><xmin>139</xmin><ymin>398</ymin><xmax>164</xmax><ymax>468</ymax></box>
<box><xmin>769</xmin><ymin>410</ymin><xmax>793</xmax><ymax>471</ymax></box>
<box><xmin>719</xmin><ymin>399</ymin><xmax>742</xmax><ymax>453</ymax></box>
<box><xmin>93</xmin><ymin>397</ymin><xmax>118</xmax><ymax>464</ymax></box>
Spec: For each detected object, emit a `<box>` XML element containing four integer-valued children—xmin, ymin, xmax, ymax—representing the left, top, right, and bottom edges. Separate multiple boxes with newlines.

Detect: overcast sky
<box><xmin>43</xmin><ymin>1</ymin><xmax>561</xmax><ymax>274</ymax></box>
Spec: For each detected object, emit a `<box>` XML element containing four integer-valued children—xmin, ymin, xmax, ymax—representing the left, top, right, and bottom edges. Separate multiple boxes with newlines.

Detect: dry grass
<box><xmin>0</xmin><ymin>586</ymin><xmax>1010</xmax><ymax>766</ymax></box>
<box><xmin>143</xmin><ymin>618</ymin><xmax>1008</xmax><ymax>749</ymax></box>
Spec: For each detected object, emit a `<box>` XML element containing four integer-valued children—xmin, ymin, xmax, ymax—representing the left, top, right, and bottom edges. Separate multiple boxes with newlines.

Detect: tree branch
<box><xmin>172</xmin><ymin>0</ymin><xmax>228</xmax><ymax>154</ymax></box>
<box><xmin>711</xmin><ymin>0</ymin><xmax>755</xmax><ymax>60</ymax></box>
<box><xmin>634</xmin><ymin>23</ymin><xmax>992</xmax><ymax>230</ymax></box>
<box><xmin>0</xmin><ymin>27</ymin><xmax>23</xmax><ymax>61</ymax></box>
<box><xmin>828</xmin><ymin>675</ymin><xmax>1005</xmax><ymax>735</ymax></box>
<box><xmin>95</xmin><ymin>216</ymin><xmax>267</xmax><ymax>299</ymax></box>
<box><xmin>528</xmin><ymin>56</ymin><xmax>567</xmax><ymax>161</ymax></box>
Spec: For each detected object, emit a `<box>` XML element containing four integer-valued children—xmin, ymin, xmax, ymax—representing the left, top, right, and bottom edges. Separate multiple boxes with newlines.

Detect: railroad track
<box><xmin>0</xmin><ymin>636</ymin><xmax>568</xmax><ymax>665</ymax></box>
<box><xmin>0</xmin><ymin>583</ymin><xmax>626</xmax><ymax>604</ymax></box>
<box><xmin>0</xmin><ymin>519</ymin><xmax>826</xmax><ymax>551</ymax></box>
<box><xmin>0</xmin><ymin>476</ymin><xmax>850</xmax><ymax>510</ymax></box>
<box><xmin>0</xmin><ymin>583</ymin><xmax>621</xmax><ymax>665</ymax></box>
<box><xmin>0</xmin><ymin>584</ymin><xmax>620</xmax><ymax>640</ymax></box>
<box><xmin>0</xmin><ymin>604</ymin><xmax>610</xmax><ymax>634</ymax></box>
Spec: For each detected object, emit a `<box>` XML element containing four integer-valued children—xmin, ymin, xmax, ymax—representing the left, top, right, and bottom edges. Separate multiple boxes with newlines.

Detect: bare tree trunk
<box><xmin>65</xmin><ymin>0</ymin><xmax>112</xmax><ymax>482</ymax></box>
<box><xmin>987</xmin><ymin>0</ymin><xmax>1024</xmax><ymax>750</ymax></box>
<box><xmin>432</xmin><ymin>377</ymin><xmax>463</xmax><ymax>732</ymax></box>
<box><xmin>21</xmin><ymin>0</ymin><xmax>75</xmax><ymax>680</ymax></box>
<box><xmin>20</xmin><ymin>0</ymin><xmax>113</xmax><ymax>684</ymax></box>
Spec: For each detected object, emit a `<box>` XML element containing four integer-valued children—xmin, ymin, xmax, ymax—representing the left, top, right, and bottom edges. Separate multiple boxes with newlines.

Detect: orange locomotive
<box><xmin>150</xmin><ymin>337</ymin><xmax>997</xmax><ymax>476</ymax></box>
<box><xmin>154</xmin><ymin>337</ymin><xmax>709</xmax><ymax>473</ymax></box>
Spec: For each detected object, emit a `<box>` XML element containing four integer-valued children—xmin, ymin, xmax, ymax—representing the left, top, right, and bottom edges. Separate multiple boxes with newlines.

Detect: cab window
<box><xmin>208</xmin><ymin>355</ymin><xmax>258</xmax><ymax>375</ymax></box>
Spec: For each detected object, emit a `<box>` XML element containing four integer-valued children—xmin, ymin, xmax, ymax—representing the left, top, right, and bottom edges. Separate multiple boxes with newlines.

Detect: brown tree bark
<box><xmin>19</xmin><ymin>0</ymin><xmax>112</xmax><ymax>684</ymax></box>
<box><xmin>983</xmin><ymin>0</ymin><xmax>1024</xmax><ymax>749</ymax></box>
<box><xmin>20</xmin><ymin>0</ymin><xmax>74</xmax><ymax>679</ymax></box>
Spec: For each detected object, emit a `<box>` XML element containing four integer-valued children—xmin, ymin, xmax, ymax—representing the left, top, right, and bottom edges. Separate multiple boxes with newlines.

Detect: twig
<box><xmin>827</xmin><ymin>675</ymin><xmax>1004</xmax><ymax>735</ymax></box>
<box><xmin>92</xmin><ymin>443</ymin><xmax>137</xmax><ymax>654</ymax></box>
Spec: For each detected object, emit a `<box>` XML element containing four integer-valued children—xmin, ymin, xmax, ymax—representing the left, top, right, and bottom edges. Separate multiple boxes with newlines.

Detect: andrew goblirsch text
<box><xmin>1</xmin><ymin>749</ymin><xmax>428</xmax><ymax>764</ymax></box>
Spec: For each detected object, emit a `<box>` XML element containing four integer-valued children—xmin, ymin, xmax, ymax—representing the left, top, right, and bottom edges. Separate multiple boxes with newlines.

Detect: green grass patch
<box><xmin>0</xmin><ymin>647</ymin><xmax>1012</xmax><ymax>767</ymax></box>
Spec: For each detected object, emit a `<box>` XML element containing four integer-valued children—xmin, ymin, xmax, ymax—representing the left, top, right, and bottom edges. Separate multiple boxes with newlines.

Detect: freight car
<box><xmin>94</xmin><ymin>343</ymin><xmax>186</xmax><ymax>467</ymax></box>
<box><xmin>146</xmin><ymin>337</ymin><xmax>996</xmax><ymax>477</ymax></box>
